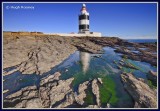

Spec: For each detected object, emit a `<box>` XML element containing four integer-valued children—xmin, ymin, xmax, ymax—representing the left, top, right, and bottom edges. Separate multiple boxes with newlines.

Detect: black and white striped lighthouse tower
<box><xmin>79</xmin><ymin>4</ymin><xmax>89</xmax><ymax>34</ymax></box>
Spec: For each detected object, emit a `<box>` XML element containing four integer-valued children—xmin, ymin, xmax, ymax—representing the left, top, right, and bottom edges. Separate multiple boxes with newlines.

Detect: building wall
<box><xmin>3</xmin><ymin>32</ymin><xmax>102</xmax><ymax>37</ymax></box>
<box><xmin>49</xmin><ymin>32</ymin><xmax>102</xmax><ymax>37</ymax></box>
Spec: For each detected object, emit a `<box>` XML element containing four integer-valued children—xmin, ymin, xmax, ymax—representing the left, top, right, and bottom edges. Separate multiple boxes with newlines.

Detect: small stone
<box><xmin>3</xmin><ymin>89</ymin><xmax>9</xmax><ymax>94</ymax></box>
<box><xmin>97</xmin><ymin>78</ymin><xmax>103</xmax><ymax>84</ymax></box>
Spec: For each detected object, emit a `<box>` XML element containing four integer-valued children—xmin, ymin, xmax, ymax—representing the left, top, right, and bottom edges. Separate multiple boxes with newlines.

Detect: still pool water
<box><xmin>3</xmin><ymin>47</ymin><xmax>157</xmax><ymax>108</ymax></box>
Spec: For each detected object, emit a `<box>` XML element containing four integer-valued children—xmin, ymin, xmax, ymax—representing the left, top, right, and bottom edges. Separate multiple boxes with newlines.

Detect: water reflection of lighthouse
<box><xmin>80</xmin><ymin>52</ymin><xmax>91</xmax><ymax>73</ymax></box>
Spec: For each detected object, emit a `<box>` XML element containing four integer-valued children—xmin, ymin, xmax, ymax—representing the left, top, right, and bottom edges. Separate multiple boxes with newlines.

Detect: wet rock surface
<box><xmin>121</xmin><ymin>73</ymin><xmax>157</xmax><ymax>108</ymax></box>
<box><xmin>4</xmin><ymin>72</ymin><xmax>74</xmax><ymax>108</ymax></box>
<box><xmin>55</xmin><ymin>92</ymin><xmax>75</xmax><ymax>108</ymax></box>
<box><xmin>4</xmin><ymin>85</ymin><xmax>39</xmax><ymax>108</ymax></box>
<box><xmin>114</xmin><ymin>42</ymin><xmax>157</xmax><ymax>66</ymax></box>
<box><xmin>118</xmin><ymin>59</ymin><xmax>138</xmax><ymax>70</ymax></box>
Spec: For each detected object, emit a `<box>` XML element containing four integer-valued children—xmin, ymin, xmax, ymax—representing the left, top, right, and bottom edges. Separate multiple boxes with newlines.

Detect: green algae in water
<box><xmin>148</xmin><ymin>80</ymin><xmax>157</xmax><ymax>89</ymax></box>
<box><xmin>72</xmin><ymin>72</ymin><xmax>89</xmax><ymax>91</ymax></box>
<box><xmin>127</xmin><ymin>59</ymin><xmax>156</xmax><ymax>73</ymax></box>
<box><xmin>122</xmin><ymin>58</ymin><xmax>140</xmax><ymax>70</ymax></box>
<box><xmin>99</xmin><ymin>83</ymin><xmax>111</xmax><ymax>107</ymax></box>
<box><xmin>72</xmin><ymin>69</ymin><xmax>100</xmax><ymax>91</ymax></box>
<box><xmin>84</xmin><ymin>90</ymin><xmax>95</xmax><ymax>105</ymax></box>
<box><xmin>84</xmin><ymin>84</ymin><xmax>96</xmax><ymax>105</ymax></box>
<box><xmin>99</xmin><ymin>76</ymin><xmax>118</xmax><ymax>107</ymax></box>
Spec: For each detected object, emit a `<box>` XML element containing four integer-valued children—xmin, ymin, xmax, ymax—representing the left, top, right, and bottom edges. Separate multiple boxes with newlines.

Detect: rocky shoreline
<box><xmin>4</xmin><ymin>71</ymin><xmax>157</xmax><ymax>108</ymax></box>
<box><xmin>121</xmin><ymin>73</ymin><xmax>157</xmax><ymax>108</ymax></box>
<box><xmin>3</xmin><ymin>35</ymin><xmax>157</xmax><ymax>75</ymax></box>
<box><xmin>4</xmin><ymin>72</ymin><xmax>104</xmax><ymax>108</ymax></box>
<box><xmin>3</xmin><ymin>35</ymin><xmax>157</xmax><ymax>108</ymax></box>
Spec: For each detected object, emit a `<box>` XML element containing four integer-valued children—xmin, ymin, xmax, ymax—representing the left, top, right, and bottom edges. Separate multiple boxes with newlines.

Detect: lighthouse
<box><xmin>79</xmin><ymin>4</ymin><xmax>89</xmax><ymax>34</ymax></box>
<box><xmin>52</xmin><ymin>3</ymin><xmax>101</xmax><ymax>37</ymax></box>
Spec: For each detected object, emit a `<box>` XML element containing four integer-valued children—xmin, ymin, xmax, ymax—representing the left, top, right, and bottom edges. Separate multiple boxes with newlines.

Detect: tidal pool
<box><xmin>3</xmin><ymin>47</ymin><xmax>157</xmax><ymax>108</ymax></box>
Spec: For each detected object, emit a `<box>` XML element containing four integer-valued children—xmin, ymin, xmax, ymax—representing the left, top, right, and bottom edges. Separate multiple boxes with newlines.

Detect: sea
<box><xmin>126</xmin><ymin>39</ymin><xmax>157</xmax><ymax>43</ymax></box>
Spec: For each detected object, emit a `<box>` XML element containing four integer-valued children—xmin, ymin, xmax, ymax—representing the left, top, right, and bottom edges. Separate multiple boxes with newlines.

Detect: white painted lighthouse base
<box><xmin>49</xmin><ymin>32</ymin><xmax>102</xmax><ymax>37</ymax></box>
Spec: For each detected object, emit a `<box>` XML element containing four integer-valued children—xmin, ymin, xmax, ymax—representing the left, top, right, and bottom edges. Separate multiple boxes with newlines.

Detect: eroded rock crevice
<box><xmin>4</xmin><ymin>74</ymin><xmax>105</xmax><ymax>108</ymax></box>
<box><xmin>121</xmin><ymin>73</ymin><xmax>157</xmax><ymax>108</ymax></box>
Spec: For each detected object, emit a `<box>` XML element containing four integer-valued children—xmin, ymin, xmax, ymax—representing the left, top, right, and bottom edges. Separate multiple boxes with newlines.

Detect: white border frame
<box><xmin>2</xmin><ymin>2</ymin><xmax>159</xmax><ymax>109</ymax></box>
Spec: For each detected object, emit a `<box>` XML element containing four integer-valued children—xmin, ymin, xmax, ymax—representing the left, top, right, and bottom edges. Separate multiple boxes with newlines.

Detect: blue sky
<box><xmin>3</xmin><ymin>3</ymin><xmax>157</xmax><ymax>39</ymax></box>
